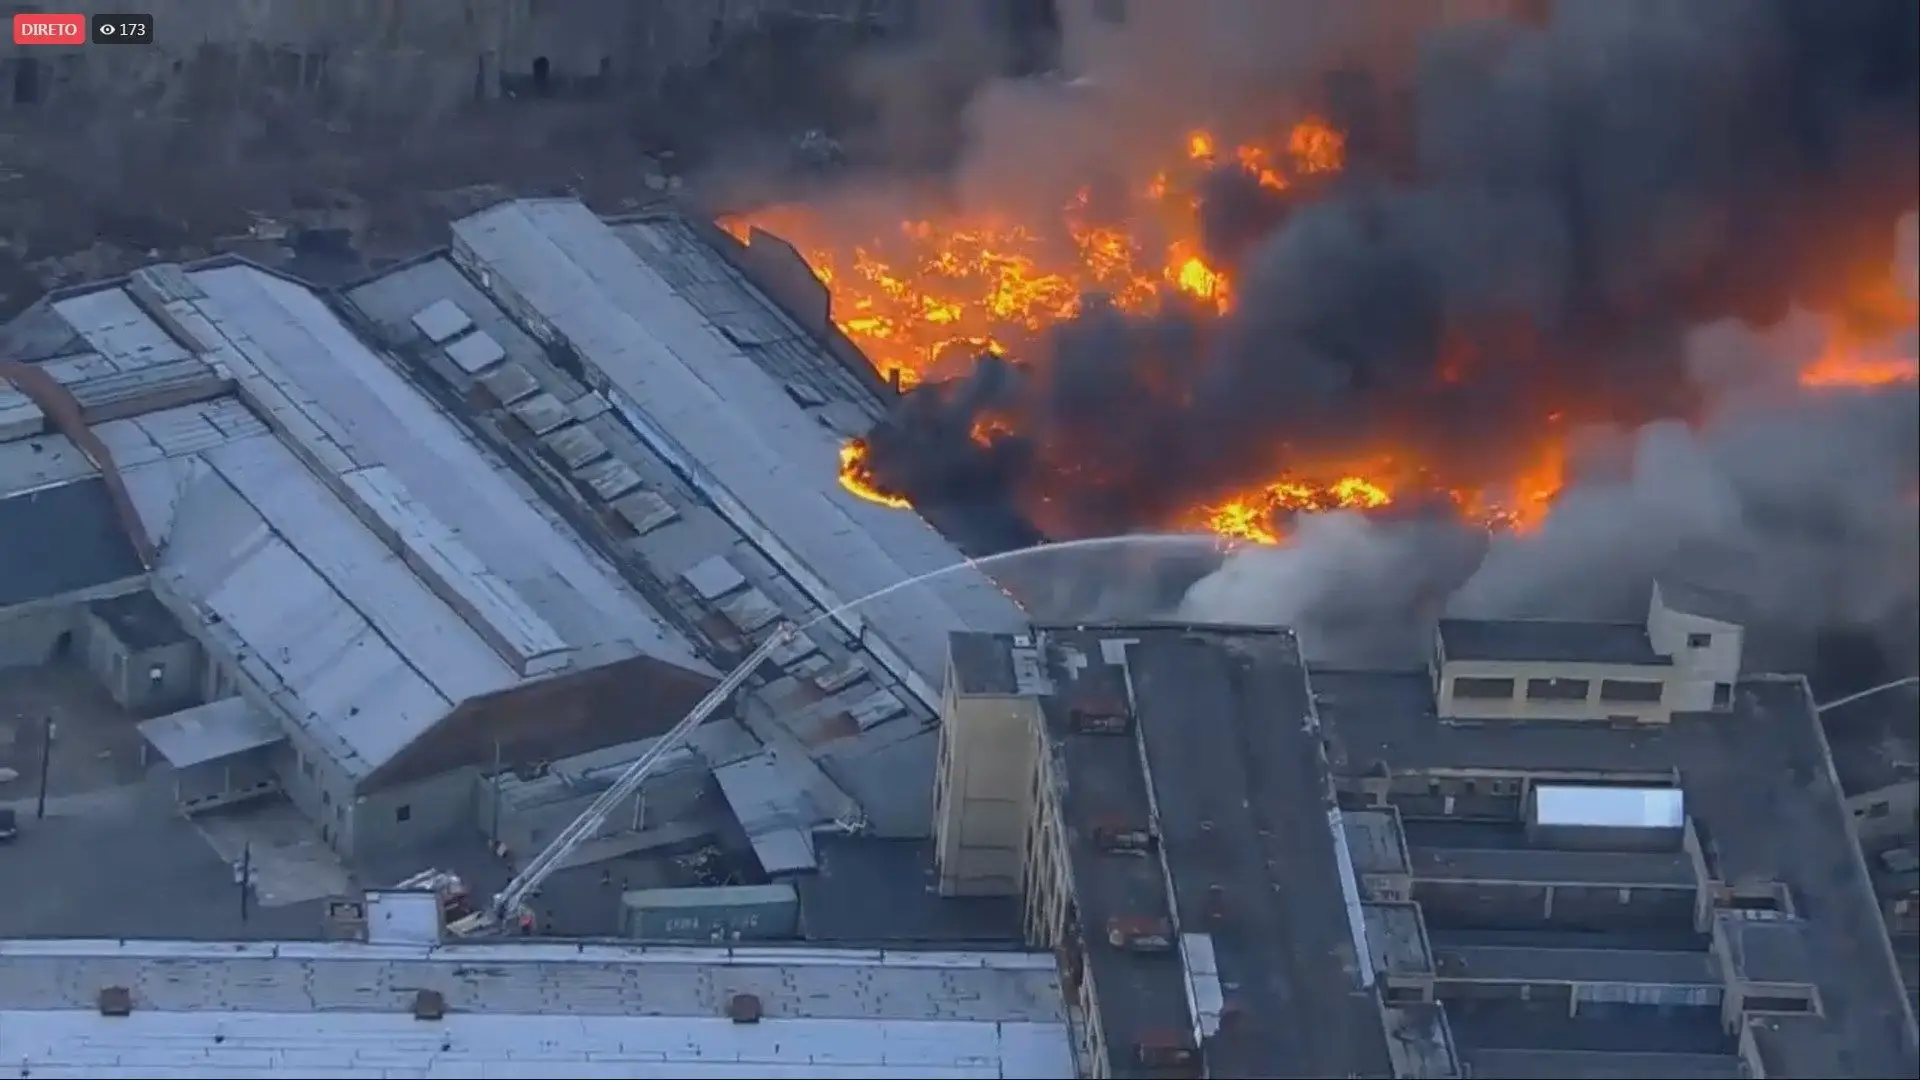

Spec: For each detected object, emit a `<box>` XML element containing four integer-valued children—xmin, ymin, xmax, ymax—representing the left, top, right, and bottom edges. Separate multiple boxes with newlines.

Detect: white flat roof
<box><xmin>135</xmin><ymin>695</ymin><xmax>283</xmax><ymax>768</ymax></box>
<box><xmin>0</xmin><ymin>939</ymin><xmax>1073</xmax><ymax>1078</ymax></box>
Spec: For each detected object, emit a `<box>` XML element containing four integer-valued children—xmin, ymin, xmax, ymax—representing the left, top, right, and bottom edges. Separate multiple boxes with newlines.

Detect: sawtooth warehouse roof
<box><xmin>439</xmin><ymin>198</ymin><xmax>1029</xmax><ymax>708</ymax></box>
<box><xmin>337</xmin><ymin>199</ymin><xmax>1029</xmax><ymax>838</ymax></box>
<box><xmin>0</xmin><ymin>262</ymin><xmax>719</xmax><ymax>787</ymax></box>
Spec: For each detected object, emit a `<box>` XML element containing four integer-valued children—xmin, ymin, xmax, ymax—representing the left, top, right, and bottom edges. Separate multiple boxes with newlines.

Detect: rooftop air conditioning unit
<box><xmin>1069</xmin><ymin>697</ymin><xmax>1132</xmax><ymax>735</ymax></box>
<box><xmin>1135</xmin><ymin>1031</ymin><xmax>1200</xmax><ymax>1069</ymax></box>
<box><xmin>1107</xmin><ymin>915</ymin><xmax>1175</xmax><ymax>953</ymax></box>
<box><xmin>1093</xmin><ymin>819</ymin><xmax>1157</xmax><ymax>855</ymax></box>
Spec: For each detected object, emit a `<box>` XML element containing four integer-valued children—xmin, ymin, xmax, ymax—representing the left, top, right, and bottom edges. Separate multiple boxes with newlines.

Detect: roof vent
<box><xmin>97</xmin><ymin>986</ymin><xmax>133</xmax><ymax>1017</ymax></box>
<box><xmin>1107</xmin><ymin>915</ymin><xmax>1175</xmax><ymax>953</ymax></box>
<box><xmin>1134</xmin><ymin>1031</ymin><xmax>1200</xmax><ymax>1070</ymax></box>
<box><xmin>1068</xmin><ymin>695</ymin><xmax>1132</xmax><ymax>735</ymax></box>
<box><xmin>1205</xmin><ymin>883</ymin><xmax>1230</xmax><ymax>927</ymax></box>
<box><xmin>1092</xmin><ymin>819</ymin><xmax>1157</xmax><ymax>856</ymax></box>
<box><xmin>412</xmin><ymin>989</ymin><xmax>448</xmax><ymax>1021</ymax></box>
<box><xmin>727</xmin><ymin>993</ymin><xmax>764</xmax><ymax>1024</ymax></box>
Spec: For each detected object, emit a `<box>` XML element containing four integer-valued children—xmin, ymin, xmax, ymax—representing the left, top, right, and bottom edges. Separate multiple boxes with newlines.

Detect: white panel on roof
<box><xmin>719</xmin><ymin>588</ymin><xmax>782</xmax><ymax>634</ymax></box>
<box><xmin>508</xmin><ymin>391</ymin><xmax>571</xmax><ymax>435</ymax></box>
<box><xmin>53</xmin><ymin>288</ymin><xmax>191</xmax><ymax>371</ymax></box>
<box><xmin>682</xmin><ymin>555</ymin><xmax>746</xmax><ymax>601</ymax></box>
<box><xmin>612</xmin><ymin>489</ymin><xmax>678</xmax><ymax>534</ymax></box>
<box><xmin>410</xmin><ymin>298</ymin><xmax>474</xmax><ymax>344</ymax></box>
<box><xmin>713</xmin><ymin>752</ymin><xmax>821</xmax><ymax>875</ymax></box>
<box><xmin>477</xmin><ymin>361</ymin><xmax>541</xmax><ymax>404</ymax></box>
<box><xmin>1532</xmin><ymin>784</ymin><xmax>1684</xmax><ymax>830</ymax></box>
<box><xmin>445</xmin><ymin>328</ymin><xmax>507</xmax><ymax>374</ymax></box>
<box><xmin>844</xmin><ymin>687</ymin><xmax>905</xmax><ymax>732</ymax></box>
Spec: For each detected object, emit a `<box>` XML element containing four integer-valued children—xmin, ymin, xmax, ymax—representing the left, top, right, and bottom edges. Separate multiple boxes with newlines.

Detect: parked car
<box><xmin>0</xmin><ymin>807</ymin><xmax>17</xmax><ymax>843</ymax></box>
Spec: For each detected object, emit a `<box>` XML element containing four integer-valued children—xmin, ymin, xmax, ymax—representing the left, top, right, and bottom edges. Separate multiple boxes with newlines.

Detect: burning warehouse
<box><xmin>719</xmin><ymin>0</ymin><xmax>1920</xmax><ymax>671</ymax></box>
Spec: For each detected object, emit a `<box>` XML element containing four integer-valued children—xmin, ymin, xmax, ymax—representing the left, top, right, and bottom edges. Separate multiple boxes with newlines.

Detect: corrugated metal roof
<box><xmin>136</xmin><ymin>695</ymin><xmax>284</xmax><ymax>768</ymax></box>
<box><xmin>714</xmin><ymin>750</ymin><xmax>824</xmax><ymax>875</ymax></box>
<box><xmin>449</xmin><ymin>200</ymin><xmax>1027</xmax><ymax>711</ymax></box>
<box><xmin>21</xmin><ymin>264</ymin><xmax>716</xmax><ymax>782</ymax></box>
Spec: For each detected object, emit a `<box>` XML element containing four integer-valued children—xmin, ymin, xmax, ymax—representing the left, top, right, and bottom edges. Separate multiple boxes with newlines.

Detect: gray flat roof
<box><xmin>1432</xmin><ymin>943</ymin><xmax>1716</xmax><ymax>987</ymax></box>
<box><xmin>1408</xmin><ymin>845</ymin><xmax>1698</xmax><ymax>889</ymax></box>
<box><xmin>1314</xmin><ymin>667</ymin><xmax>1920</xmax><ymax>1079</ymax></box>
<box><xmin>797</xmin><ymin>835</ymin><xmax>1024</xmax><ymax>946</ymax></box>
<box><xmin>0</xmin><ymin>477</ymin><xmax>145</xmax><ymax>608</ymax></box>
<box><xmin>136</xmin><ymin>695</ymin><xmax>284</xmax><ymax>768</ymax></box>
<box><xmin>1437</xmin><ymin>618</ymin><xmax>1669</xmax><ymax>667</ymax></box>
<box><xmin>0</xmin><ymin>939</ymin><xmax>1074</xmax><ymax>1078</ymax></box>
<box><xmin>1035</xmin><ymin>624</ymin><xmax>1407</xmax><ymax>1079</ymax></box>
<box><xmin>1463</xmin><ymin>1047</ymin><xmax>1744</xmax><ymax>1078</ymax></box>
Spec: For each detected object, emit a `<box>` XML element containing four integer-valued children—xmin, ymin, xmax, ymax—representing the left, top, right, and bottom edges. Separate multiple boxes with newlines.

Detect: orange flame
<box><xmin>837</xmin><ymin>438</ymin><xmax>912</xmax><ymax>508</ymax></box>
<box><xmin>727</xmin><ymin>115</ymin><xmax>1907</xmax><ymax>544</ymax></box>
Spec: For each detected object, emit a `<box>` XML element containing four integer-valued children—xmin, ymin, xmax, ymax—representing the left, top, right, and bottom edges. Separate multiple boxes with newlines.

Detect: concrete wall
<box><xmin>171</xmin><ymin>747</ymin><xmax>277</xmax><ymax>813</ymax></box>
<box><xmin>78</xmin><ymin>609</ymin><xmax>201</xmax><ymax>718</ymax></box>
<box><xmin>271</xmin><ymin>723</ymin><xmax>361</xmax><ymax>854</ymax></box>
<box><xmin>352</xmin><ymin>766</ymin><xmax>478</xmax><ymax>860</ymax></box>
<box><xmin>0</xmin><ymin>601</ymin><xmax>78</xmax><ymax>670</ymax></box>
<box><xmin>1435</xmin><ymin>658</ymin><xmax>1677</xmax><ymax>724</ymax></box>
<box><xmin>933</xmin><ymin>680</ymin><xmax>1039</xmax><ymax>897</ymax></box>
<box><xmin>1647</xmin><ymin>585</ymin><xmax>1744</xmax><ymax>711</ymax></box>
<box><xmin>1851</xmin><ymin>780</ymin><xmax>1920</xmax><ymax>847</ymax></box>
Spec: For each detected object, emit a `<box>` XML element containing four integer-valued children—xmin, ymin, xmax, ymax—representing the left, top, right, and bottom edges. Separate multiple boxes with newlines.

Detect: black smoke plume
<box><xmin>860</xmin><ymin>0</ymin><xmax>1919</xmax><ymax>538</ymax></box>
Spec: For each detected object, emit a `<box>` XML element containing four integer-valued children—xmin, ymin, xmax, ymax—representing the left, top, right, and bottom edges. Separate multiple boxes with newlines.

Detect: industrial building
<box><xmin>337</xmin><ymin>196</ymin><xmax>1027</xmax><ymax>855</ymax></box>
<box><xmin>0</xmin><ymin>259</ymin><xmax>732</xmax><ymax>857</ymax></box>
<box><xmin>1819</xmin><ymin>680</ymin><xmax>1920</xmax><ymax>1016</ymax></box>
<box><xmin>0</xmin><ymin>935</ymin><xmax>1075</xmax><ymax>1077</ymax></box>
<box><xmin>933</xmin><ymin>587</ymin><xmax>1919</xmax><ymax>1076</ymax></box>
<box><xmin>4</xmin><ymin>194</ymin><xmax>1024</xmax><ymax>884</ymax></box>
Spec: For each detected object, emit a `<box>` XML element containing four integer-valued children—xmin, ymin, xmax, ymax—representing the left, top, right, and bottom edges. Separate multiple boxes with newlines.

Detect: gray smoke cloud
<box><xmin>1175</xmin><ymin>217</ymin><xmax>1920</xmax><ymax>669</ymax></box>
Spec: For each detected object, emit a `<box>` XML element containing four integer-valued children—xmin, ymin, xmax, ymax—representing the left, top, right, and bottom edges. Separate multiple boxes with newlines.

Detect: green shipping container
<box><xmin>618</xmin><ymin>883</ymin><xmax>800</xmax><ymax>942</ymax></box>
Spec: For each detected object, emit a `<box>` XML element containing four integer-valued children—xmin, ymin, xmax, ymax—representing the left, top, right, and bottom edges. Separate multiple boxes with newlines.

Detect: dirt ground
<box><xmin>0</xmin><ymin>663</ymin><xmax>148</xmax><ymax>802</ymax></box>
<box><xmin>0</xmin><ymin>97</ymin><xmax>700</xmax><ymax>315</ymax></box>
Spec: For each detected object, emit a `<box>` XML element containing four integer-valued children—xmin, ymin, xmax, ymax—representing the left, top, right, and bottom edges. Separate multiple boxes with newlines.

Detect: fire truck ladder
<box><xmin>454</xmin><ymin>623</ymin><xmax>797</xmax><ymax>934</ymax></box>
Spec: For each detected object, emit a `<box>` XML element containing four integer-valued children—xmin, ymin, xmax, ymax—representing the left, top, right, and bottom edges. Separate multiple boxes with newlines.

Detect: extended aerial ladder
<box><xmin>443</xmin><ymin>623</ymin><xmax>798</xmax><ymax>936</ymax></box>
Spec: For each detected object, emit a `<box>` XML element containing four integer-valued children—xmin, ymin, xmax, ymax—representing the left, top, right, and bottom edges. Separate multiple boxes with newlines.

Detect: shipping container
<box><xmin>618</xmin><ymin>883</ymin><xmax>800</xmax><ymax>943</ymax></box>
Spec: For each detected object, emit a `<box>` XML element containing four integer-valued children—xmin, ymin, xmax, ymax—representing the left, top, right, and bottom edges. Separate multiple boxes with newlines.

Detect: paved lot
<box><xmin>0</xmin><ymin>777</ymin><xmax>320</xmax><ymax>940</ymax></box>
<box><xmin>193</xmin><ymin>801</ymin><xmax>354</xmax><ymax>909</ymax></box>
<box><xmin>0</xmin><ymin>664</ymin><xmax>151</xmax><ymax>804</ymax></box>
